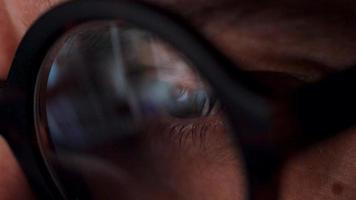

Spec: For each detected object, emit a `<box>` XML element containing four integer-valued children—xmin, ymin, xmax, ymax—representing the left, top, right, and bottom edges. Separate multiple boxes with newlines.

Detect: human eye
<box><xmin>44</xmin><ymin>24</ymin><xmax>222</xmax><ymax>147</ymax></box>
<box><xmin>118</xmin><ymin>33</ymin><xmax>223</xmax><ymax>141</ymax></box>
<box><xmin>128</xmin><ymin>41</ymin><xmax>218</xmax><ymax>117</ymax></box>
<box><xmin>38</xmin><ymin>23</ymin><xmax>236</xmax><ymax>199</ymax></box>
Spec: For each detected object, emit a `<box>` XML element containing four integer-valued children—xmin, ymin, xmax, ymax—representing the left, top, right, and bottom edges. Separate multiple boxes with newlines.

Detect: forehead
<box><xmin>18</xmin><ymin>0</ymin><xmax>356</xmax><ymax>81</ymax></box>
<box><xmin>146</xmin><ymin>0</ymin><xmax>356</xmax><ymax>78</ymax></box>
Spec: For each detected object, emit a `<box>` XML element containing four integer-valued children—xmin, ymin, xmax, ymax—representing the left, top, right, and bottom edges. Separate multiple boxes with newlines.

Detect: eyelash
<box><xmin>166</xmin><ymin>115</ymin><xmax>223</xmax><ymax>148</ymax></box>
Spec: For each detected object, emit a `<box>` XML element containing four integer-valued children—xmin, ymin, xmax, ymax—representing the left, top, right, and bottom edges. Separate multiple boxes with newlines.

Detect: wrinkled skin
<box><xmin>1</xmin><ymin>0</ymin><xmax>356</xmax><ymax>199</ymax></box>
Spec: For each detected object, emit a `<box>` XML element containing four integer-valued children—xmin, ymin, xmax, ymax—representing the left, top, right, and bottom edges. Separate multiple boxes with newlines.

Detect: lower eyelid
<box><xmin>168</xmin><ymin>121</ymin><xmax>209</xmax><ymax>147</ymax></box>
<box><xmin>166</xmin><ymin>116</ymin><xmax>227</xmax><ymax>149</ymax></box>
<box><xmin>163</xmin><ymin>116</ymin><xmax>240</xmax><ymax>167</ymax></box>
<box><xmin>139</xmin><ymin>112</ymin><xmax>235</xmax><ymax>162</ymax></box>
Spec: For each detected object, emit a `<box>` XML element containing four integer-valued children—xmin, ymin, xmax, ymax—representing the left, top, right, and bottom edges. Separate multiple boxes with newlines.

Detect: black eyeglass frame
<box><xmin>2</xmin><ymin>0</ymin><xmax>356</xmax><ymax>200</ymax></box>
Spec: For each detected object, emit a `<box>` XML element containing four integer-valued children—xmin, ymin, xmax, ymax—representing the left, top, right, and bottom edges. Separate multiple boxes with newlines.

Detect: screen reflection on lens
<box><xmin>35</xmin><ymin>21</ymin><xmax>245</xmax><ymax>200</ymax></box>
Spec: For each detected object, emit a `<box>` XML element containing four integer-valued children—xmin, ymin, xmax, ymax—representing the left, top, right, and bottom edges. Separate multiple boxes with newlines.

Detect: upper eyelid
<box><xmin>130</xmin><ymin>63</ymin><xmax>202</xmax><ymax>90</ymax></box>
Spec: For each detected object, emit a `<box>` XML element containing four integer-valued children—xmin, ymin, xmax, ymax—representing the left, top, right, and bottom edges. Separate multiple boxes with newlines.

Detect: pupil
<box><xmin>132</xmin><ymin>79</ymin><xmax>215</xmax><ymax>119</ymax></box>
<box><xmin>167</xmin><ymin>87</ymin><xmax>214</xmax><ymax>118</ymax></box>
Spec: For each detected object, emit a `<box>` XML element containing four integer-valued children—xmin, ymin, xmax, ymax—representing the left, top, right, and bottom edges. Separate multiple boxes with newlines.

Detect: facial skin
<box><xmin>1</xmin><ymin>0</ymin><xmax>356</xmax><ymax>200</ymax></box>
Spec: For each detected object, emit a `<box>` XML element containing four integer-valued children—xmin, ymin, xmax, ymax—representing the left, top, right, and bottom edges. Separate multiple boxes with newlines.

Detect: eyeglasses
<box><xmin>2</xmin><ymin>1</ymin><xmax>356</xmax><ymax>200</ymax></box>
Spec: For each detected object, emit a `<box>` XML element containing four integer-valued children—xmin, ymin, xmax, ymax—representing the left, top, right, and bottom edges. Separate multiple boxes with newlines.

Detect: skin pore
<box><xmin>1</xmin><ymin>0</ymin><xmax>356</xmax><ymax>199</ymax></box>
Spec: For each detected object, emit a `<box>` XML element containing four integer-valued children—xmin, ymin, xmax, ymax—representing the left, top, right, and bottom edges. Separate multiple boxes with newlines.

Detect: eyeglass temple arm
<box><xmin>292</xmin><ymin>66</ymin><xmax>356</xmax><ymax>147</ymax></box>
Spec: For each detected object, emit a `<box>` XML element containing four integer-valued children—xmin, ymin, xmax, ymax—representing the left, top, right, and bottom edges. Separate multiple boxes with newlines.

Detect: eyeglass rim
<box><xmin>3</xmin><ymin>0</ymin><xmax>271</xmax><ymax>199</ymax></box>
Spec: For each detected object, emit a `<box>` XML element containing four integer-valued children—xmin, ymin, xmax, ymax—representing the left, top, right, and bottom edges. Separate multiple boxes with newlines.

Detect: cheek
<box><xmin>281</xmin><ymin>128</ymin><xmax>356</xmax><ymax>200</ymax></box>
<box><xmin>148</xmin><ymin>135</ymin><xmax>247</xmax><ymax>200</ymax></box>
<box><xmin>115</xmin><ymin>121</ymin><xmax>246</xmax><ymax>200</ymax></box>
<box><xmin>0</xmin><ymin>137</ymin><xmax>35</xmax><ymax>200</ymax></box>
<box><xmin>73</xmin><ymin>118</ymin><xmax>247</xmax><ymax>200</ymax></box>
